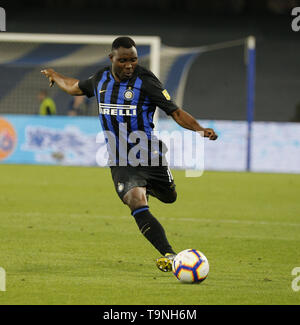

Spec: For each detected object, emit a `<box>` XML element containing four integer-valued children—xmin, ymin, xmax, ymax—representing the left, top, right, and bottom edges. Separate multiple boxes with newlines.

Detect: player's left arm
<box><xmin>142</xmin><ymin>72</ymin><xmax>217</xmax><ymax>140</ymax></box>
<box><xmin>171</xmin><ymin>108</ymin><xmax>218</xmax><ymax>140</ymax></box>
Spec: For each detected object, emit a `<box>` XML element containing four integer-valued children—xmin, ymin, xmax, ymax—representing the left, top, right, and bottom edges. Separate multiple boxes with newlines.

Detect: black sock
<box><xmin>131</xmin><ymin>206</ymin><xmax>176</xmax><ymax>256</ymax></box>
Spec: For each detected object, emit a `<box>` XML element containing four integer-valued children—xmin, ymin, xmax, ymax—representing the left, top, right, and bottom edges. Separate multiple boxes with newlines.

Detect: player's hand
<box><xmin>204</xmin><ymin>128</ymin><xmax>218</xmax><ymax>140</ymax></box>
<box><xmin>41</xmin><ymin>68</ymin><xmax>55</xmax><ymax>87</ymax></box>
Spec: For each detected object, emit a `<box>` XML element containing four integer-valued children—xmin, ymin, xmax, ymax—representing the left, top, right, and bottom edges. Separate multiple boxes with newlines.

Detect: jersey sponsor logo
<box><xmin>0</xmin><ymin>118</ymin><xmax>17</xmax><ymax>161</ymax></box>
<box><xmin>123</xmin><ymin>88</ymin><xmax>134</xmax><ymax>101</ymax></box>
<box><xmin>99</xmin><ymin>103</ymin><xmax>137</xmax><ymax>116</ymax></box>
<box><xmin>162</xmin><ymin>89</ymin><xmax>171</xmax><ymax>100</ymax></box>
<box><xmin>99</xmin><ymin>89</ymin><xmax>107</xmax><ymax>94</ymax></box>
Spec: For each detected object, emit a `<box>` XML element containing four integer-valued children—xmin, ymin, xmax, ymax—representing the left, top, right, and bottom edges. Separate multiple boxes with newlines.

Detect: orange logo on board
<box><xmin>0</xmin><ymin>118</ymin><xmax>17</xmax><ymax>160</ymax></box>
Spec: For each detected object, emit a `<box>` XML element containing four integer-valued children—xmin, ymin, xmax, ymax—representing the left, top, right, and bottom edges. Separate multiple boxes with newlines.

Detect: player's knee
<box><xmin>123</xmin><ymin>187</ymin><xmax>147</xmax><ymax>211</ymax></box>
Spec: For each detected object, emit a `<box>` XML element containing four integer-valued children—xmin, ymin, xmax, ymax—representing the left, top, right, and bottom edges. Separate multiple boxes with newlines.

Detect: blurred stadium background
<box><xmin>0</xmin><ymin>0</ymin><xmax>300</xmax><ymax>171</ymax></box>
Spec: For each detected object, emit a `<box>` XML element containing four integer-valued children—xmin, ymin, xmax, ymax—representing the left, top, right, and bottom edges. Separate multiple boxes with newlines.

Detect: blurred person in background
<box><xmin>68</xmin><ymin>95</ymin><xmax>91</xmax><ymax>116</ymax></box>
<box><xmin>38</xmin><ymin>89</ymin><xmax>56</xmax><ymax>116</ymax></box>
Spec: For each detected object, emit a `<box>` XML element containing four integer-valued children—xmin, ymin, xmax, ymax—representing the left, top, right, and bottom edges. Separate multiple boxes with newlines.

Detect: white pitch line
<box><xmin>1</xmin><ymin>211</ymin><xmax>300</xmax><ymax>228</ymax></box>
<box><xmin>162</xmin><ymin>216</ymin><xmax>300</xmax><ymax>228</ymax></box>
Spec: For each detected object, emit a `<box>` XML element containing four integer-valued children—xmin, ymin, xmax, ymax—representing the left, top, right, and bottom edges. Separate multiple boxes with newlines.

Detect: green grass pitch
<box><xmin>0</xmin><ymin>164</ymin><xmax>299</xmax><ymax>305</ymax></box>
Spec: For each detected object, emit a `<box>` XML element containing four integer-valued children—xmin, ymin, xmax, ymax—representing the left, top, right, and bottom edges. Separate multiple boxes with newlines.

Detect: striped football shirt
<box><xmin>78</xmin><ymin>65</ymin><xmax>179</xmax><ymax>166</ymax></box>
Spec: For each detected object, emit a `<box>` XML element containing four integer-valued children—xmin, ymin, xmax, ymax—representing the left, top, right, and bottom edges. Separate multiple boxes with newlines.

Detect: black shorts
<box><xmin>110</xmin><ymin>166</ymin><xmax>176</xmax><ymax>203</ymax></box>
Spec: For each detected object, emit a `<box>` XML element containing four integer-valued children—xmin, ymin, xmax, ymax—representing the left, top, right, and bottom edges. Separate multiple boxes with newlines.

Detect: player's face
<box><xmin>110</xmin><ymin>46</ymin><xmax>138</xmax><ymax>81</ymax></box>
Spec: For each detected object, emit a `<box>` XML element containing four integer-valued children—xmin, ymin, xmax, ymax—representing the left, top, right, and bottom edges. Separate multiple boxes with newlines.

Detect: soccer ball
<box><xmin>172</xmin><ymin>249</ymin><xmax>209</xmax><ymax>283</ymax></box>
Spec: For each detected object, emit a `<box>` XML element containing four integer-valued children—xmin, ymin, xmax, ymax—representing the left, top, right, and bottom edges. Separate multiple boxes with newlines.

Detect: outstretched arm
<box><xmin>41</xmin><ymin>68</ymin><xmax>83</xmax><ymax>96</ymax></box>
<box><xmin>171</xmin><ymin>108</ymin><xmax>218</xmax><ymax>140</ymax></box>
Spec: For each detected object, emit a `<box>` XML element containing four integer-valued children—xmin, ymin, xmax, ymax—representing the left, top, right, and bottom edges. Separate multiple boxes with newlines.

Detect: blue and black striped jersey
<box><xmin>78</xmin><ymin>65</ymin><xmax>179</xmax><ymax>166</ymax></box>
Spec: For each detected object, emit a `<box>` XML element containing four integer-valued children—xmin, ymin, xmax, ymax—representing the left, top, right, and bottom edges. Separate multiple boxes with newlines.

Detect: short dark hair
<box><xmin>111</xmin><ymin>36</ymin><xmax>136</xmax><ymax>51</ymax></box>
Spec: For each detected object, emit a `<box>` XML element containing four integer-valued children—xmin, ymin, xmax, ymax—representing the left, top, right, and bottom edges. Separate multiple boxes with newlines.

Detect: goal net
<box><xmin>0</xmin><ymin>33</ymin><xmax>161</xmax><ymax>116</ymax></box>
<box><xmin>0</xmin><ymin>33</ymin><xmax>252</xmax><ymax>119</ymax></box>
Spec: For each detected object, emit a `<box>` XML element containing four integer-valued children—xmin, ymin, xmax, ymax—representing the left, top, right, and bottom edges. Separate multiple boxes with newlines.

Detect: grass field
<box><xmin>0</xmin><ymin>164</ymin><xmax>299</xmax><ymax>305</ymax></box>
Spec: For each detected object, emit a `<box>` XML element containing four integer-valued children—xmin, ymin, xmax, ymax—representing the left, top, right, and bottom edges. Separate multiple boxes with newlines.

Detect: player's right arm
<box><xmin>41</xmin><ymin>68</ymin><xmax>83</xmax><ymax>96</ymax></box>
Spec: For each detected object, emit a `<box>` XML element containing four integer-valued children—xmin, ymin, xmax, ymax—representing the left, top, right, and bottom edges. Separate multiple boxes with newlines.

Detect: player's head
<box><xmin>109</xmin><ymin>36</ymin><xmax>138</xmax><ymax>81</ymax></box>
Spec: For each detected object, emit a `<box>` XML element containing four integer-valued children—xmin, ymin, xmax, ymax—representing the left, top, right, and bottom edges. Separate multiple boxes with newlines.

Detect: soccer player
<box><xmin>41</xmin><ymin>36</ymin><xmax>217</xmax><ymax>272</ymax></box>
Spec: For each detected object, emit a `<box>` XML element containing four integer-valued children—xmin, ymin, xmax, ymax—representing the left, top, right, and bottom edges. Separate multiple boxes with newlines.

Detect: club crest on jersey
<box><xmin>123</xmin><ymin>88</ymin><xmax>134</xmax><ymax>101</ymax></box>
